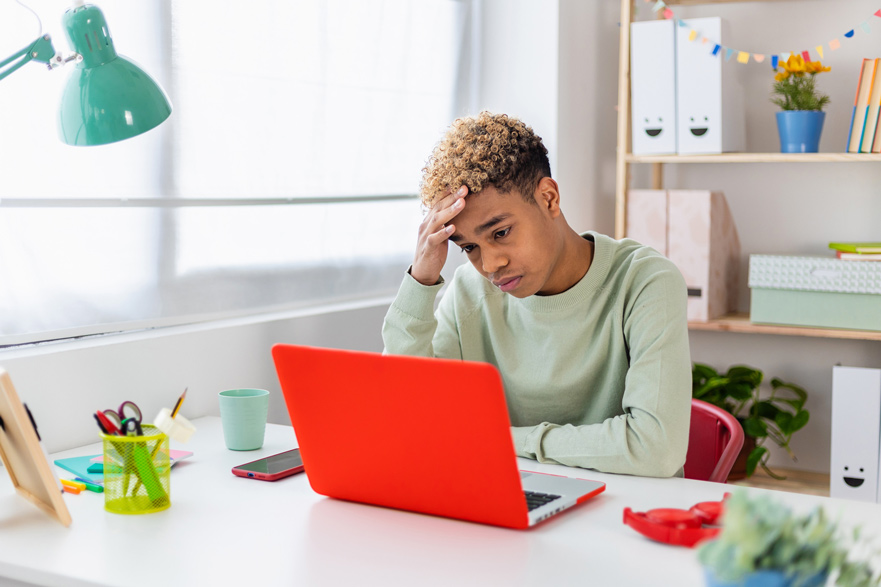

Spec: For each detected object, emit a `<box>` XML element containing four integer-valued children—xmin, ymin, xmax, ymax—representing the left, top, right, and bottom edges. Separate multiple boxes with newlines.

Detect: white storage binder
<box><xmin>830</xmin><ymin>366</ymin><xmax>881</xmax><ymax>503</ymax></box>
<box><xmin>675</xmin><ymin>17</ymin><xmax>745</xmax><ymax>154</ymax></box>
<box><xmin>630</xmin><ymin>20</ymin><xmax>677</xmax><ymax>155</ymax></box>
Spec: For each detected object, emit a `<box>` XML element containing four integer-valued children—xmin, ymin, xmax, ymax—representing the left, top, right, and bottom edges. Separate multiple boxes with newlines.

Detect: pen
<box><xmin>170</xmin><ymin>387</ymin><xmax>188</xmax><ymax>419</ymax></box>
<box><xmin>73</xmin><ymin>477</ymin><xmax>104</xmax><ymax>493</ymax></box>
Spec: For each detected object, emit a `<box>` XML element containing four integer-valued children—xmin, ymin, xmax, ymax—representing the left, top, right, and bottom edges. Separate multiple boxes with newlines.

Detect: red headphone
<box><xmin>623</xmin><ymin>497</ymin><xmax>727</xmax><ymax>548</ymax></box>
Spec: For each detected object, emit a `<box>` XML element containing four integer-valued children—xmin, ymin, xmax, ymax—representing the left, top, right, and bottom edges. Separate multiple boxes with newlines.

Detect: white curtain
<box><xmin>0</xmin><ymin>0</ymin><xmax>470</xmax><ymax>346</ymax></box>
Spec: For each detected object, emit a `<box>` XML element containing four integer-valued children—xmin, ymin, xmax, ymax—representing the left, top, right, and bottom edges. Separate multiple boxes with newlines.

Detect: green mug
<box><xmin>218</xmin><ymin>388</ymin><xmax>270</xmax><ymax>450</ymax></box>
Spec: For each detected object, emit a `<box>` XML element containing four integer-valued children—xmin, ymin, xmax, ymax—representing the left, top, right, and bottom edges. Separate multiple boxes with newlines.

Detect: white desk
<box><xmin>0</xmin><ymin>417</ymin><xmax>879</xmax><ymax>587</ymax></box>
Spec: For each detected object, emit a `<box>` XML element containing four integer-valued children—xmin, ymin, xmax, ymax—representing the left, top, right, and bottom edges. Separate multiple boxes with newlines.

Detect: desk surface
<box><xmin>0</xmin><ymin>417</ymin><xmax>878</xmax><ymax>587</ymax></box>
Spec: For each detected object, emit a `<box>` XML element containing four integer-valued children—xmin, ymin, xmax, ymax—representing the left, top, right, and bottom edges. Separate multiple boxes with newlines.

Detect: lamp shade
<box><xmin>57</xmin><ymin>3</ymin><xmax>171</xmax><ymax>146</ymax></box>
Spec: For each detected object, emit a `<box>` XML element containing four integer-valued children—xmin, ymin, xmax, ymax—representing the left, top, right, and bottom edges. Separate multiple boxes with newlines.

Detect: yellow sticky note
<box><xmin>737</xmin><ymin>51</ymin><xmax>749</xmax><ymax>64</ymax></box>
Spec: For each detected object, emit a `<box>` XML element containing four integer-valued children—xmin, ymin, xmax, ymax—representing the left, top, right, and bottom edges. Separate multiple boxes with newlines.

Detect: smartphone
<box><xmin>231</xmin><ymin>448</ymin><xmax>305</xmax><ymax>481</ymax></box>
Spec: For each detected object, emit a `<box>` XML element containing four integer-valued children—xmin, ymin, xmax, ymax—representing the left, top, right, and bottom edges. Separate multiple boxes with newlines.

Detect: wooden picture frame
<box><xmin>0</xmin><ymin>368</ymin><xmax>71</xmax><ymax>526</ymax></box>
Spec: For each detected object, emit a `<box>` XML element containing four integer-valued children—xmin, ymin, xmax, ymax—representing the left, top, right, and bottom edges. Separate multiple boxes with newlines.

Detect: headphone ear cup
<box><xmin>690</xmin><ymin>501</ymin><xmax>724</xmax><ymax>525</ymax></box>
<box><xmin>623</xmin><ymin>505</ymin><xmax>722</xmax><ymax>548</ymax></box>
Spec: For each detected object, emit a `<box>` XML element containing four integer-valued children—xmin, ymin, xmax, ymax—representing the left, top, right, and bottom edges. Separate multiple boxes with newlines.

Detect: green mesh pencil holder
<box><xmin>101</xmin><ymin>425</ymin><xmax>171</xmax><ymax>514</ymax></box>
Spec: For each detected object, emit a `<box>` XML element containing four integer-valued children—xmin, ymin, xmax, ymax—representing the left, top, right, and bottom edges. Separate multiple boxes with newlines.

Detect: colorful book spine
<box><xmin>862</xmin><ymin>58</ymin><xmax>881</xmax><ymax>153</ymax></box>
<box><xmin>847</xmin><ymin>58</ymin><xmax>877</xmax><ymax>153</ymax></box>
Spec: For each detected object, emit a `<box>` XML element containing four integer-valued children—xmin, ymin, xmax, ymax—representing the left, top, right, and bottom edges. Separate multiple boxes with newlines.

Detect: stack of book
<box><xmin>846</xmin><ymin>57</ymin><xmax>881</xmax><ymax>153</ymax></box>
<box><xmin>829</xmin><ymin>242</ymin><xmax>881</xmax><ymax>261</ymax></box>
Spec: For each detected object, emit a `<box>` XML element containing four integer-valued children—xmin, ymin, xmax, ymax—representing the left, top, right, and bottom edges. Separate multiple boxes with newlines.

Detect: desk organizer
<box><xmin>101</xmin><ymin>425</ymin><xmax>171</xmax><ymax>514</ymax></box>
<box><xmin>749</xmin><ymin>255</ymin><xmax>881</xmax><ymax>331</ymax></box>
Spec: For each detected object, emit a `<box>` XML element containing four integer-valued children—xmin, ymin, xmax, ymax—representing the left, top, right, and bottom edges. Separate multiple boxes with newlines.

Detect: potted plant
<box><xmin>771</xmin><ymin>54</ymin><xmax>831</xmax><ymax>153</ymax></box>
<box><xmin>698</xmin><ymin>490</ymin><xmax>880</xmax><ymax>587</ymax></box>
<box><xmin>692</xmin><ymin>363</ymin><xmax>809</xmax><ymax>480</ymax></box>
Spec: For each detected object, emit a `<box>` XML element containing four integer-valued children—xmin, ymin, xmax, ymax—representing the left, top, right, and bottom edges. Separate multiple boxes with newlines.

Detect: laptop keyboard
<box><xmin>524</xmin><ymin>490</ymin><xmax>562</xmax><ymax>512</ymax></box>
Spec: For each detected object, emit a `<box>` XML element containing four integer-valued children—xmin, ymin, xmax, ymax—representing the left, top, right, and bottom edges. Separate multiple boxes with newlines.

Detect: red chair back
<box><xmin>684</xmin><ymin>399</ymin><xmax>745</xmax><ymax>483</ymax></box>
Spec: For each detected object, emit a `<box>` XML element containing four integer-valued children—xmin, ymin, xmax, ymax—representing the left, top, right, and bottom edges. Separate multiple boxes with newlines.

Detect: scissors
<box><xmin>103</xmin><ymin>401</ymin><xmax>143</xmax><ymax>436</ymax></box>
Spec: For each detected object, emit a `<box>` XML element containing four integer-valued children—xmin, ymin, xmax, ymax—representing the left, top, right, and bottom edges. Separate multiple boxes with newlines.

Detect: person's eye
<box><xmin>460</xmin><ymin>244</ymin><xmax>476</xmax><ymax>254</ymax></box>
<box><xmin>494</xmin><ymin>228</ymin><xmax>510</xmax><ymax>239</ymax></box>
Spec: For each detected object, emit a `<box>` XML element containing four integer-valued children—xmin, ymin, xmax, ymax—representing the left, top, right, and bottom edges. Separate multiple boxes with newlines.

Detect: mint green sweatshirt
<box><xmin>382</xmin><ymin>232</ymin><xmax>691</xmax><ymax>477</ymax></box>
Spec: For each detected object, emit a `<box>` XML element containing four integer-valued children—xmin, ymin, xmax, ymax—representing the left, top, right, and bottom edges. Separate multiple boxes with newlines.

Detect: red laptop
<box><xmin>271</xmin><ymin>344</ymin><xmax>605</xmax><ymax>529</ymax></box>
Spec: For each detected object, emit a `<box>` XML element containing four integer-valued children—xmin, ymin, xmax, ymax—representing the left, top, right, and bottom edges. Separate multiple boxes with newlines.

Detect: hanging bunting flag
<box><xmin>654</xmin><ymin>5</ymin><xmax>876</xmax><ymax>67</ymax></box>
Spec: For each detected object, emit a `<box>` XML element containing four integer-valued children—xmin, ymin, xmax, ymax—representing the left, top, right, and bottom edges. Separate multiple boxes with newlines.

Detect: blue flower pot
<box><xmin>776</xmin><ymin>110</ymin><xmax>825</xmax><ymax>153</ymax></box>
<box><xmin>704</xmin><ymin>568</ymin><xmax>827</xmax><ymax>587</ymax></box>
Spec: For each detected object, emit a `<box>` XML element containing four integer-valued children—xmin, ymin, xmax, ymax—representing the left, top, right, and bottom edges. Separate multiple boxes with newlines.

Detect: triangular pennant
<box><xmin>652</xmin><ymin>0</ymin><xmax>665</xmax><ymax>13</ymax></box>
<box><xmin>829</xmin><ymin>38</ymin><xmax>841</xmax><ymax>50</ymax></box>
<box><xmin>771</xmin><ymin>55</ymin><xmax>779</xmax><ymax>69</ymax></box>
<box><xmin>816</xmin><ymin>45</ymin><xmax>824</xmax><ymax>59</ymax></box>
<box><xmin>702</xmin><ymin>37</ymin><xmax>709</xmax><ymax>44</ymax></box>
<box><xmin>737</xmin><ymin>51</ymin><xmax>749</xmax><ymax>64</ymax></box>
<box><xmin>754</xmin><ymin>54</ymin><xmax>765</xmax><ymax>64</ymax></box>
<box><xmin>861</xmin><ymin>21</ymin><xmax>871</xmax><ymax>34</ymax></box>
<box><xmin>688</xmin><ymin>29</ymin><xmax>698</xmax><ymax>42</ymax></box>
<box><xmin>725</xmin><ymin>48</ymin><xmax>734</xmax><ymax>61</ymax></box>
<box><xmin>678</xmin><ymin>19</ymin><xmax>688</xmax><ymax>28</ymax></box>
<box><xmin>875</xmin><ymin>8</ymin><xmax>881</xmax><ymax>17</ymax></box>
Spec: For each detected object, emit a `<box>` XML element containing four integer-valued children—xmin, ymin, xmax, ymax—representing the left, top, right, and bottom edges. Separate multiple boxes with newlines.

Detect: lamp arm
<box><xmin>0</xmin><ymin>35</ymin><xmax>57</xmax><ymax>82</ymax></box>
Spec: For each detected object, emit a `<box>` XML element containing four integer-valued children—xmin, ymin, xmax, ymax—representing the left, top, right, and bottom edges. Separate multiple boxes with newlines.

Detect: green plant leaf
<box><xmin>743</xmin><ymin>417</ymin><xmax>768</xmax><ymax>438</ymax></box>
<box><xmin>790</xmin><ymin>410</ymin><xmax>810</xmax><ymax>433</ymax></box>
<box><xmin>746</xmin><ymin>446</ymin><xmax>768</xmax><ymax>477</ymax></box>
<box><xmin>753</xmin><ymin>401</ymin><xmax>781</xmax><ymax>421</ymax></box>
<box><xmin>775</xmin><ymin>411</ymin><xmax>795</xmax><ymax>435</ymax></box>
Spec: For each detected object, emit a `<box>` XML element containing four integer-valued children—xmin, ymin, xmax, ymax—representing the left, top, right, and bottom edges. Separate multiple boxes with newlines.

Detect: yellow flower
<box><xmin>783</xmin><ymin>54</ymin><xmax>806</xmax><ymax>74</ymax></box>
<box><xmin>775</xmin><ymin>70</ymin><xmax>790</xmax><ymax>82</ymax></box>
<box><xmin>805</xmin><ymin>61</ymin><xmax>831</xmax><ymax>74</ymax></box>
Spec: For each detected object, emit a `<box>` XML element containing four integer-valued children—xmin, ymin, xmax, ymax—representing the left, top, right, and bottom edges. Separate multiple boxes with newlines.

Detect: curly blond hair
<box><xmin>419</xmin><ymin>111</ymin><xmax>551</xmax><ymax>207</ymax></box>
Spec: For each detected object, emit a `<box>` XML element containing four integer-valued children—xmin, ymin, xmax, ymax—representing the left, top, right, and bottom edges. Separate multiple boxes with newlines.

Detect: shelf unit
<box><xmin>615</xmin><ymin>0</ymin><xmax>881</xmax><ymax>341</ymax></box>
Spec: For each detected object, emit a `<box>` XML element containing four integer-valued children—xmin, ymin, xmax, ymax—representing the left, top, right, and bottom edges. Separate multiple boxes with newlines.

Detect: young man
<box><xmin>382</xmin><ymin>112</ymin><xmax>691</xmax><ymax>477</ymax></box>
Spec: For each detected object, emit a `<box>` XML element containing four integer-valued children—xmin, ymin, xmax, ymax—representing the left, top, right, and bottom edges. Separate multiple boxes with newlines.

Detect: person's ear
<box><xmin>534</xmin><ymin>177</ymin><xmax>561</xmax><ymax>218</ymax></box>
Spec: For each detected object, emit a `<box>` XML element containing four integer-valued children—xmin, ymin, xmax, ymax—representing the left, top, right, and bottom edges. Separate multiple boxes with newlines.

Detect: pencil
<box><xmin>170</xmin><ymin>387</ymin><xmax>188</xmax><ymax>419</ymax></box>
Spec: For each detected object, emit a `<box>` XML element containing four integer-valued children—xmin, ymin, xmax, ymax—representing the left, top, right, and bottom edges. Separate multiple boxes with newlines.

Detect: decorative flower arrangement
<box><xmin>771</xmin><ymin>55</ymin><xmax>831</xmax><ymax>111</ymax></box>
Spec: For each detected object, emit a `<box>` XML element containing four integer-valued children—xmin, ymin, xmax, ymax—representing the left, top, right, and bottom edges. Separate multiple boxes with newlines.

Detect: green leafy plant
<box><xmin>692</xmin><ymin>363</ymin><xmax>809</xmax><ymax>479</ymax></box>
<box><xmin>771</xmin><ymin>54</ymin><xmax>831</xmax><ymax>111</ymax></box>
<box><xmin>699</xmin><ymin>491</ymin><xmax>881</xmax><ymax>587</ymax></box>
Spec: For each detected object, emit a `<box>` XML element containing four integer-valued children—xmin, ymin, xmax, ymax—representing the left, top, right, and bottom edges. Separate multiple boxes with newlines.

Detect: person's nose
<box><xmin>481</xmin><ymin>247</ymin><xmax>508</xmax><ymax>275</ymax></box>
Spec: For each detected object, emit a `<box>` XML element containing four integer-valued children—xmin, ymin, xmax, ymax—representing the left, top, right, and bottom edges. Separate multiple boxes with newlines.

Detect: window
<box><xmin>0</xmin><ymin>0</ymin><xmax>471</xmax><ymax>346</ymax></box>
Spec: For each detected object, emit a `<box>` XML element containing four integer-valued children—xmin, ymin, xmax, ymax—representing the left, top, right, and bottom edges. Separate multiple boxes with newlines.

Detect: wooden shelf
<box><xmin>627</xmin><ymin>152</ymin><xmax>881</xmax><ymax>163</ymax></box>
<box><xmin>688</xmin><ymin>313</ymin><xmax>881</xmax><ymax>341</ymax></box>
<box><xmin>730</xmin><ymin>467</ymin><xmax>830</xmax><ymax>497</ymax></box>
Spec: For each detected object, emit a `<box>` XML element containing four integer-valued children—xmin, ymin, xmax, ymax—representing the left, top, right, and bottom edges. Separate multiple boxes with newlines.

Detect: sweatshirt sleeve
<box><xmin>382</xmin><ymin>269</ymin><xmax>464</xmax><ymax>359</ymax></box>
<box><xmin>510</xmin><ymin>264</ymin><xmax>692</xmax><ymax>478</ymax></box>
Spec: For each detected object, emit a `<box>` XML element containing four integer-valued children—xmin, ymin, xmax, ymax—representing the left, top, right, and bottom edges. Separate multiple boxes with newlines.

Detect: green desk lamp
<box><xmin>0</xmin><ymin>1</ymin><xmax>172</xmax><ymax>146</ymax></box>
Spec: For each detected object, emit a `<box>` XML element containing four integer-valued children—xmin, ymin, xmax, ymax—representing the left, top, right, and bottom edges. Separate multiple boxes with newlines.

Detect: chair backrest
<box><xmin>684</xmin><ymin>398</ymin><xmax>745</xmax><ymax>483</ymax></box>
